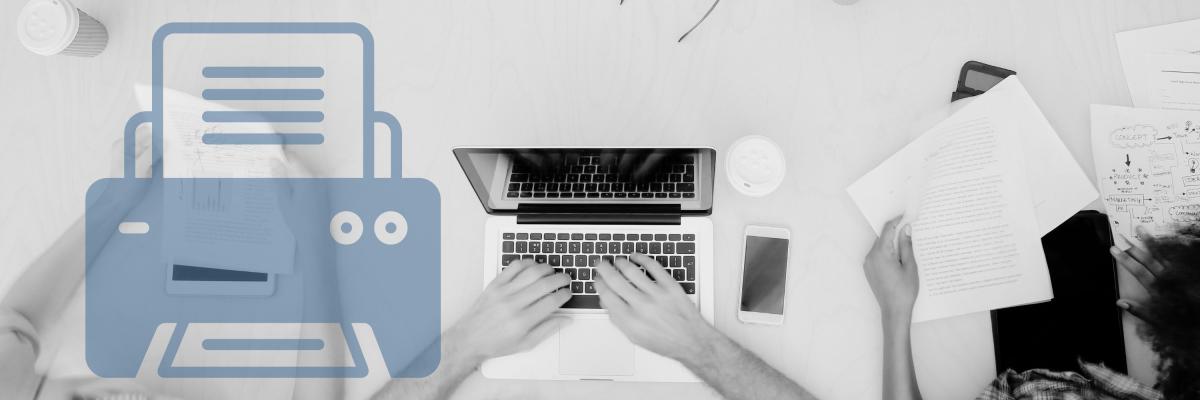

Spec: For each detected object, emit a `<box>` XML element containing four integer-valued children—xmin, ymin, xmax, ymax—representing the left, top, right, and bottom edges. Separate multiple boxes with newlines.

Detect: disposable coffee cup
<box><xmin>17</xmin><ymin>0</ymin><xmax>108</xmax><ymax>57</ymax></box>
<box><xmin>726</xmin><ymin>135</ymin><xmax>786</xmax><ymax>197</ymax></box>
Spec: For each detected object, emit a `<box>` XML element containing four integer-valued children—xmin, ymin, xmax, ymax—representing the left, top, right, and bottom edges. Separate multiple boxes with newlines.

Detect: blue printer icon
<box><xmin>85</xmin><ymin>23</ymin><xmax>441</xmax><ymax>379</ymax></box>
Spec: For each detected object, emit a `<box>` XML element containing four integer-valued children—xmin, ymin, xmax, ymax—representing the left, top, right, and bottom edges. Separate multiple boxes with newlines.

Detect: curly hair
<box><xmin>1142</xmin><ymin>227</ymin><xmax>1200</xmax><ymax>400</ymax></box>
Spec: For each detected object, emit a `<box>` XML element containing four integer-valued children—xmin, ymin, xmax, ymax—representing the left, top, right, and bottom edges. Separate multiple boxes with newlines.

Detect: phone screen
<box><xmin>964</xmin><ymin>69</ymin><xmax>1005</xmax><ymax>92</ymax></box>
<box><xmin>740</xmin><ymin>236</ymin><xmax>790</xmax><ymax>314</ymax></box>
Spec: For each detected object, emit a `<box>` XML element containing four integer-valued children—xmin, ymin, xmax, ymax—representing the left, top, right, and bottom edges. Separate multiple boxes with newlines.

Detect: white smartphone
<box><xmin>737</xmin><ymin>225</ymin><xmax>791</xmax><ymax>325</ymax></box>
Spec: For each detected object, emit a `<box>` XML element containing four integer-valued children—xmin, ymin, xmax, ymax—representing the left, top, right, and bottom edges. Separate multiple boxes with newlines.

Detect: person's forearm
<box><xmin>1</xmin><ymin>217</ymin><xmax>87</xmax><ymax>333</ymax></box>
<box><xmin>681</xmin><ymin>326</ymin><xmax>816</xmax><ymax>400</ymax></box>
<box><xmin>3</xmin><ymin>179</ymin><xmax>156</xmax><ymax>333</ymax></box>
<box><xmin>370</xmin><ymin>327</ymin><xmax>482</xmax><ymax>400</ymax></box>
<box><xmin>881</xmin><ymin>314</ymin><xmax>922</xmax><ymax>400</ymax></box>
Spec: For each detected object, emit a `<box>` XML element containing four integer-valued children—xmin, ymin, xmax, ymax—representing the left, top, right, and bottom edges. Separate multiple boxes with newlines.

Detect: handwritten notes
<box><xmin>1091</xmin><ymin>105</ymin><xmax>1200</xmax><ymax>241</ymax></box>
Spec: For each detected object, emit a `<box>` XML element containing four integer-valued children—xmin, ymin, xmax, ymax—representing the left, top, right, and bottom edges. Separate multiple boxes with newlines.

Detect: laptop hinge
<box><xmin>516</xmin><ymin>204</ymin><xmax>681</xmax><ymax>225</ymax></box>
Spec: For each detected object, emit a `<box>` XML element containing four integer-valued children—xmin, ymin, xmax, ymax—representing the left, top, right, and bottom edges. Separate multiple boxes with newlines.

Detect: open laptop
<box><xmin>453</xmin><ymin>147</ymin><xmax>716</xmax><ymax>382</ymax></box>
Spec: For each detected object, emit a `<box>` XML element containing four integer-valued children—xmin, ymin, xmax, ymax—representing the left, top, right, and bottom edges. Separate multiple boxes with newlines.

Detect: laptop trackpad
<box><xmin>558</xmin><ymin>319</ymin><xmax>635</xmax><ymax>376</ymax></box>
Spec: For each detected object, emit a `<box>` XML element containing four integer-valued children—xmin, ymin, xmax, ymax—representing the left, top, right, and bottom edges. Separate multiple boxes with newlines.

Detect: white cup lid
<box><xmin>725</xmin><ymin>135</ymin><xmax>786</xmax><ymax>197</ymax></box>
<box><xmin>17</xmin><ymin>0</ymin><xmax>79</xmax><ymax>56</ymax></box>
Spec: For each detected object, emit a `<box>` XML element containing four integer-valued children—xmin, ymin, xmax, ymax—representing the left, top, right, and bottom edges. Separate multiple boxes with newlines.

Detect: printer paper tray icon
<box><xmin>158</xmin><ymin>322</ymin><xmax>367</xmax><ymax>378</ymax></box>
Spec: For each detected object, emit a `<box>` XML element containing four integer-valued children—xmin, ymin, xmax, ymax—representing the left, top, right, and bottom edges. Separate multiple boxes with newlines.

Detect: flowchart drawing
<box><xmin>1091</xmin><ymin>105</ymin><xmax>1200</xmax><ymax>240</ymax></box>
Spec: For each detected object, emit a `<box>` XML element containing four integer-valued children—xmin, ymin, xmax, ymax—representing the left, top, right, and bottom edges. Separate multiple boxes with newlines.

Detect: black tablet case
<box><xmin>991</xmin><ymin>211</ymin><xmax>1127</xmax><ymax>374</ymax></box>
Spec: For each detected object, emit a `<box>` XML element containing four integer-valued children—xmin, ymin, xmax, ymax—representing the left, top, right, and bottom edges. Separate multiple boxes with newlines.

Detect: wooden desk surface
<box><xmin>3</xmin><ymin>0</ymin><xmax>1194</xmax><ymax>398</ymax></box>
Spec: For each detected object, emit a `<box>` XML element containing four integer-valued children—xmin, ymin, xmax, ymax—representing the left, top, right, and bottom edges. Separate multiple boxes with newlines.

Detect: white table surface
<box><xmin>2</xmin><ymin>0</ymin><xmax>1195</xmax><ymax>398</ymax></box>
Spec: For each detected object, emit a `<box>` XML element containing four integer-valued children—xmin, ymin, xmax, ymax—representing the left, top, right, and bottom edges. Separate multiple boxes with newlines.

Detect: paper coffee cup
<box><xmin>17</xmin><ymin>0</ymin><xmax>108</xmax><ymax>57</ymax></box>
<box><xmin>726</xmin><ymin>135</ymin><xmax>786</xmax><ymax>197</ymax></box>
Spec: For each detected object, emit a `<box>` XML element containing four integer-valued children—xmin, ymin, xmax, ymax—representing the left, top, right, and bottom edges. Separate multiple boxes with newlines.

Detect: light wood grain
<box><xmin>2</xmin><ymin>0</ymin><xmax>1195</xmax><ymax>398</ymax></box>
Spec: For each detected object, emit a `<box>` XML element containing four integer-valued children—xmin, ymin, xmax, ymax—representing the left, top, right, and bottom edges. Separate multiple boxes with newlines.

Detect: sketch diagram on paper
<box><xmin>1091</xmin><ymin>105</ymin><xmax>1200</xmax><ymax>240</ymax></box>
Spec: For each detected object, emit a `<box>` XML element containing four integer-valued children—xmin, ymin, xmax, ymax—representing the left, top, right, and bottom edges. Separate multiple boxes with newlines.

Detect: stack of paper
<box><xmin>848</xmin><ymin>77</ymin><xmax>1098</xmax><ymax>322</ymax></box>
<box><xmin>1094</xmin><ymin>19</ymin><xmax>1200</xmax><ymax>241</ymax></box>
<box><xmin>1116</xmin><ymin>19</ymin><xmax>1200</xmax><ymax>111</ymax></box>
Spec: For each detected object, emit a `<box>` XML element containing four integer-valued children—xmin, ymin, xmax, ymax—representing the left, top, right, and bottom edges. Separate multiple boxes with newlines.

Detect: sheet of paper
<box><xmin>136</xmin><ymin>85</ymin><xmax>297</xmax><ymax>275</ymax></box>
<box><xmin>1116</xmin><ymin>18</ymin><xmax>1200</xmax><ymax>110</ymax></box>
<box><xmin>135</xmin><ymin>84</ymin><xmax>293</xmax><ymax>179</ymax></box>
<box><xmin>848</xmin><ymin>77</ymin><xmax>1098</xmax><ymax>236</ymax></box>
<box><xmin>154</xmin><ymin>32</ymin><xmax>367</xmax><ymax>178</ymax></box>
<box><xmin>848</xmin><ymin>77</ymin><xmax>1054</xmax><ymax>322</ymax></box>
<box><xmin>1147</xmin><ymin>53</ymin><xmax>1200</xmax><ymax>111</ymax></box>
<box><xmin>1090</xmin><ymin>105</ymin><xmax>1200</xmax><ymax>243</ymax></box>
<box><xmin>163</xmin><ymin>179</ymin><xmax>297</xmax><ymax>275</ymax></box>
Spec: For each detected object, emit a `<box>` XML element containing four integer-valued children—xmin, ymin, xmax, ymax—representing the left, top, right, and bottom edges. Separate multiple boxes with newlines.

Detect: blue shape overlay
<box><xmin>86</xmin><ymin>23</ymin><xmax>440</xmax><ymax>379</ymax></box>
<box><xmin>201</xmin><ymin>111</ymin><xmax>325</xmax><ymax>123</ymax></box>
<box><xmin>201</xmin><ymin>133</ymin><xmax>325</xmax><ymax>145</ymax></box>
<box><xmin>201</xmin><ymin>89</ymin><xmax>325</xmax><ymax>101</ymax></box>
<box><xmin>202</xmin><ymin>339</ymin><xmax>326</xmax><ymax>351</ymax></box>
<box><xmin>203</xmin><ymin>66</ymin><xmax>326</xmax><ymax>79</ymax></box>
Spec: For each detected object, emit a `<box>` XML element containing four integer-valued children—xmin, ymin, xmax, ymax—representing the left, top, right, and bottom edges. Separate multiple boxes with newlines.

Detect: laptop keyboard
<box><xmin>503</xmin><ymin>154</ymin><xmax>697</xmax><ymax>199</ymax></box>
<box><xmin>500</xmin><ymin>231</ymin><xmax>697</xmax><ymax>309</ymax></box>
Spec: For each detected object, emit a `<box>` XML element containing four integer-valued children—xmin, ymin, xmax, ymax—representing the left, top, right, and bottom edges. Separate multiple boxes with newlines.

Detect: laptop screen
<box><xmin>452</xmin><ymin>147</ymin><xmax>716</xmax><ymax>214</ymax></box>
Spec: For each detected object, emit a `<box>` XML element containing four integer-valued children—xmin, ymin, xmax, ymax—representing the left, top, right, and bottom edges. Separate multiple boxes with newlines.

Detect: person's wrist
<box><xmin>442</xmin><ymin>324</ymin><xmax>487</xmax><ymax>370</ymax></box>
<box><xmin>881</xmin><ymin>305</ymin><xmax>914</xmax><ymax>330</ymax></box>
<box><xmin>676</xmin><ymin>322</ymin><xmax>727</xmax><ymax>369</ymax></box>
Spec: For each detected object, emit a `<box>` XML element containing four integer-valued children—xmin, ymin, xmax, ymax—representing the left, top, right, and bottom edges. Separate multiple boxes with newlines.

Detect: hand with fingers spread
<box><xmin>595</xmin><ymin>254</ymin><xmax>815</xmax><ymax>400</ymax></box>
<box><xmin>1111</xmin><ymin>227</ymin><xmax>1167</xmax><ymax>325</ymax></box>
<box><xmin>372</xmin><ymin>260</ymin><xmax>571</xmax><ymax>400</ymax></box>
<box><xmin>1106</xmin><ymin>226</ymin><xmax>1200</xmax><ymax>399</ymax></box>
<box><xmin>593</xmin><ymin>254</ymin><xmax>717</xmax><ymax>361</ymax></box>
<box><xmin>447</xmin><ymin>260</ymin><xmax>573</xmax><ymax>361</ymax></box>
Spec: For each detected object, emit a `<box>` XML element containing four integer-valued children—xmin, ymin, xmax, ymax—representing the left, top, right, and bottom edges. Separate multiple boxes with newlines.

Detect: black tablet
<box><xmin>991</xmin><ymin>211</ymin><xmax>1127</xmax><ymax>374</ymax></box>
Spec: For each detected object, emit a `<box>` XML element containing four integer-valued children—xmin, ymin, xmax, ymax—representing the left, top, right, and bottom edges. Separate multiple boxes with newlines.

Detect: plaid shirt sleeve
<box><xmin>975</xmin><ymin>361</ymin><xmax>1161</xmax><ymax>400</ymax></box>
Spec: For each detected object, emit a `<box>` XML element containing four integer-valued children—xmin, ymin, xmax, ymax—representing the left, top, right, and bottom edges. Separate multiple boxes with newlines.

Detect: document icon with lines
<box><xmin>89</xmin><ymin>22</ymin><xmax>440</xmax><ymax>380</ymax></box>
<box><xmin>158</xmin><ymin>33</ymin><xmax>367</xmax><ymax>178</ymax></box>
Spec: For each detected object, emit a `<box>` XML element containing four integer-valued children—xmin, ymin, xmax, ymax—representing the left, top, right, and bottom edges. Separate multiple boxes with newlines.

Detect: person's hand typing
<box><xmin>444</xmin><ymin>260</ymin><xmax>572</xmax><ymax>364</ymax></box>
<box><xmin>863</xmin><ymin>216</ymin><xmax>920</xmax><ymax>322</ymax></box>
<box><xmin>593</xmin><ymin>254</ymin><xmax>719</xmax><ymax>363</ymax></box>
<box><xmin>373</xmin><ymin>261</ymin><xmax>572</xmax><ymax>400</ymax></box>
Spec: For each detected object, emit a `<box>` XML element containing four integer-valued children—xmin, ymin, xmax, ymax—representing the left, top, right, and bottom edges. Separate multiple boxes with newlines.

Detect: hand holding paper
<box><xmin>848</xmin><ymin>78</ymin><xmax>1091</xmax><ymax>322</ymax></box>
